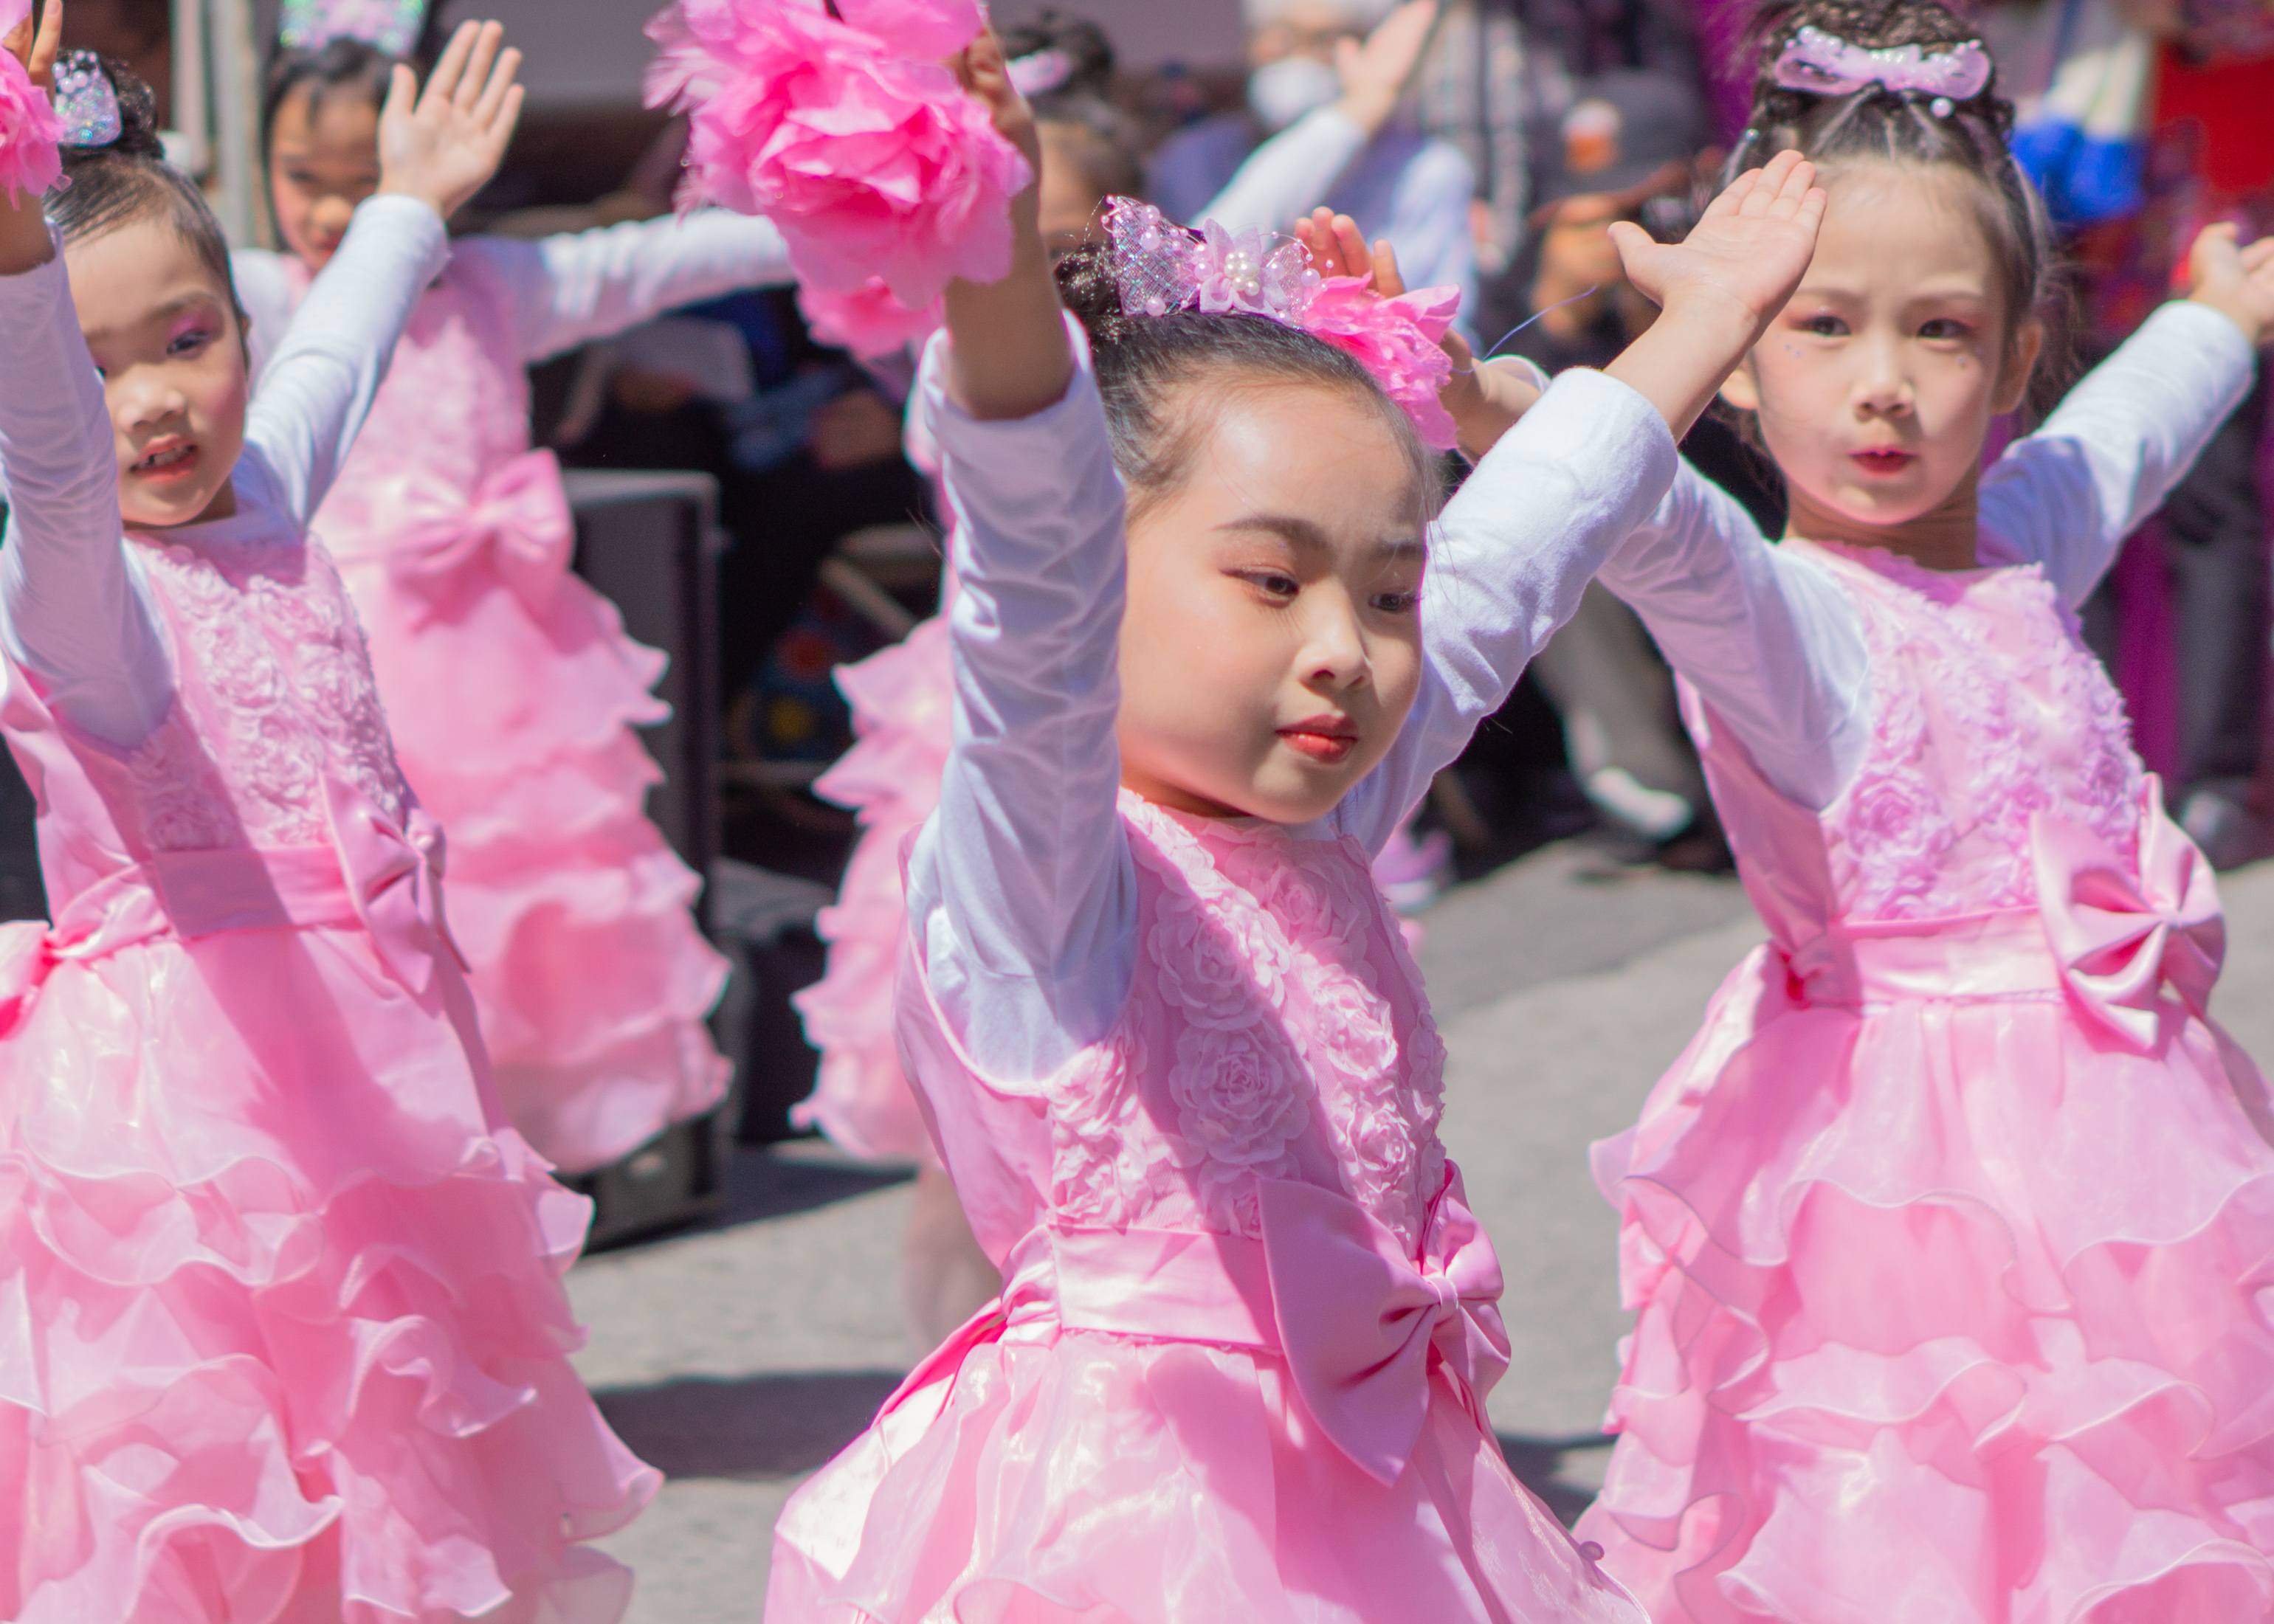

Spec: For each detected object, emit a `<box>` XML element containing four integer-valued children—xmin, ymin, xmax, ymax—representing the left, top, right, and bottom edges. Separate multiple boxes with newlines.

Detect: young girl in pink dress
<box><xmin>1564</xmin><ymin>1</ymin><xmax>2274</xmax><ymax>1615</ymax></box>
<box><xmin>230</xmin><ymin>4</ymin><xmax>802</xmax><ymax>1174</ymax></box>
<box><xmin>759</xmin><ymin>28</ymin><xmax>1833</xmax><ymax>1617</ymax></box>
<box><xmin>0</xmin><ymin>22</ymin><xmax>653</xmax><ymax>1619</ymax></box>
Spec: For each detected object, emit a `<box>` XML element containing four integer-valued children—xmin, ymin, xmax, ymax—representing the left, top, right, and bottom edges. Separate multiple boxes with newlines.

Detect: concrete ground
<box><xmin>568</xmin><ymin>846</ymin><xmax>2274</xmax><ymax>1622</ymax></box>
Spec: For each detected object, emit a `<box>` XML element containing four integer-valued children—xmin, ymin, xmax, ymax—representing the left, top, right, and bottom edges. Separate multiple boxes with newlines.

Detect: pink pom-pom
<box><xmin>0</xmin><ymin>52</ymin><xmax>62</xmax><ymax>206</ymax></box>
<box><xmin>799</xmin><ymin>275</ymin><xmax>940</xmax><ymax>358</ymax></box>
<box><xmin>1301</xmin><ymin>277</ymin><xmax>1462</xmax><ymax>452</ymax></box>
<box><xmin>645</xmin><ymin>0</ymin><xmax>1031</xmax><ymax>319</ymax></box>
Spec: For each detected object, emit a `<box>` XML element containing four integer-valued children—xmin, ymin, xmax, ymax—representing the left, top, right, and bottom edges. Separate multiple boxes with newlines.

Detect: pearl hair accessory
<box><xmin>1107</xmin><ymin>197</ymin><xmax>1317</xmax><ymax>323</ymax></box>
<box><xmin>50</xmin><ymin>51</ymin><xmax>121</xmax><ymax>148</ymax></box>
<box><xmin>1770</xmin><ymin>24</ymin><xmax>1991</xmax><ymax>108</ymax></box>
<box><xmin>278</xmin><ymin>0</ymin><xmax>429</xmax><ymax>56</ymax></box>
<box><xmin>1005</xmin><ymin>47</ymin><xmax>1074</xmax><ymax>97</ymax></box>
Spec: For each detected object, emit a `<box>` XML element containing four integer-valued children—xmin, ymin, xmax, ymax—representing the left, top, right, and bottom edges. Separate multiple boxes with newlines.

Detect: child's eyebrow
<box><xmin>80</xmin><ymin>294</ymin><xmax>221</xmax><ymax>346</ymax></box>
<box><xmin>1216</xmin><ymin>513</ymin><xmax>1331</xmax><ymax>553</ymax></box>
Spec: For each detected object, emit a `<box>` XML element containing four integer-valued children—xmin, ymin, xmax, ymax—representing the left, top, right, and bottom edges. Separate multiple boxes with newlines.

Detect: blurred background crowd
<box><xmin>18</xmin><ymin>0</ymin><xmax>2274</xmax><ymax>1179</ymax></box>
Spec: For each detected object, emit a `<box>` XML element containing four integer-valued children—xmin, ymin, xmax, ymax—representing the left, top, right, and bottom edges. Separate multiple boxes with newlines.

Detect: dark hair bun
<box><xmin>1054</xmin><ymin>240</ymin><xmax>1136</xmax><ymax>348</ymax></box>
<box><xmin>999</xmin><ymin>11</ymin><xmax>1114</xmax><ymax>97</ymax></box>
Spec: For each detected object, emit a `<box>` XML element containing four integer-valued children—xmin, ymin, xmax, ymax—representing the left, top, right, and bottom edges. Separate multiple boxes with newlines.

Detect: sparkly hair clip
<box><xmin>1005</xmin><ymin>48</ymin><xmax>1074</xmax><ymax>98</ymax></box>
<box><xmin>1107</xmin><ymin>197</ymin><xmax>1317</xmax><ymax>322</ymax></box>
<box><xmin>52</xmin><ymin>50</ymin><xmax>121</xmax><ymax>148</ymax></box>
<box><xmin>1771</xmin><ymin>24</ymin><xmax>1991</xmax><ymax>117</ymax></box>
<box><xmin>1104</xmin><ymin>198</ymin><xmax>1463</xmax><ymax>450</ymax></box>
<box><xmin>278</xmin><ymin>0</ymin><xmax>429</xmax><ymax>55</ymax></box>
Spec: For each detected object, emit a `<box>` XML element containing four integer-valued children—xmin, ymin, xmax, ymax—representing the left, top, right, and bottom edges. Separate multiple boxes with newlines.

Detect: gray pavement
<box><xmin>571</xmin><ymin>846</ymin><xmax>2274</xmax><ymax>1622</ymax></box>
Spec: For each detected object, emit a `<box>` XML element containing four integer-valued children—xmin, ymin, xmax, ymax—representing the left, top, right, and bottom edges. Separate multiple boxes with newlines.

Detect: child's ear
<box><xmin>1991</xmin><ymin>317</ymin><xmax>2044</xmax><ymax>416</ymax></box>
<box><xmin>1717</xmin><ymin>356</ymin><xmax>1761</xmax><ymax>414</ymax></box>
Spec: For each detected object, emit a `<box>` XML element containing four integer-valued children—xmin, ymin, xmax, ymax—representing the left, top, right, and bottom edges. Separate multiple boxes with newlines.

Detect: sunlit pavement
<box><xmin>571</xmin><ymin>847</ymin><xmax>2274</xmax><ymax>1622</ymax></box>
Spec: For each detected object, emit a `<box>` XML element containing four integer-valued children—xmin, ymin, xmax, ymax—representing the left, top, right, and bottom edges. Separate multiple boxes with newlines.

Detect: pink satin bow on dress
<box><xmin>1261</xmin><ymin>1169</ymin><xmax>1512</xmax><ymax>1485</ymax></box>
<box><xmin>2032</xmin><ymin>776</ymin><xmax>2224</xmax><ymax>1051</ymax></box>
<box><xmin>376</xmin><ymin>449</ymin><xmax>574</xmax><ymax>621</ymax></box>
<box><xmin>323</xmin><ymin>778</ymin><xmax>466</xmax><ymax>998</ymax></box>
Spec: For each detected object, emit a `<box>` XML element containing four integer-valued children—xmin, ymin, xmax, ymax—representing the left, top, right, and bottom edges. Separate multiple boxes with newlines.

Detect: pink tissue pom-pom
<box><xmin>0</xmin><ymin>52</ymin><xmax>62</xmax><ymax>206</ymax></box>
<box><xmin>1301</xmin><ymin>277</ymin><xmax>1461</xmax><ymax>452</ymax></box>
<box><xmin>645</xmin><ymin>0</ymin><xmax>1031</xmax><ymax>314</ymax></box>
<box><xmin>799</xmin><ymin>276</ymin><xmax>940</xmax><ymax>358</ymax></box>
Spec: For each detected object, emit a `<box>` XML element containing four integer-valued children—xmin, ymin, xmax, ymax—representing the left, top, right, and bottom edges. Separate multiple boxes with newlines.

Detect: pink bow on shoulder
<box><xmin>1261</xmin><ymin>1167</ymin><xmax>1511</xmax><ymax>1485</ymax></box>
<box><xmin>2032</xmin><ymin>776</ymin><xmax>2223</xmax><ymax>1051</ymax></box>
<box><xmin>376</xmin><ymin>449</ymin><xmax>574</xmax><ymax>621</ymax></box>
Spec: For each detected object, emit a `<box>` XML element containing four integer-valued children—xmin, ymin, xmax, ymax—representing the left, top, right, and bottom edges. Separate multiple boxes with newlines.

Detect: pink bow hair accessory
<box><xmin>2032</xmin><ymin>776</ymin><xmax>2224</xmax><ymax>1052</ymax></box>
<box><xmin>1260</xmin><ymin>1168</ymin><xmax>1510</xmax><ymax>1484</ymax></box>
<box><xmin>368</xmin><ymin>450</ymin><xmax>575</xmax><ymax>623</ymax></box>
<box><xmin>1771</xmin><ymin>25</ymin><xmax>1991</xmax><ymax>104</ymax></box>
<box><xmin>1106</xmin><ymin>198</ymin><xmax>1464</xmax><ymax>449</ymax></box>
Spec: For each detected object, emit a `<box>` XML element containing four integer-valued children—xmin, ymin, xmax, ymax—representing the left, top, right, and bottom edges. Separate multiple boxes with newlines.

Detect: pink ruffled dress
<box><xmin>0</xmin><ymin>198</ymin><xmax>655</xmax><ymax>1616</ymax></box>
<box><xmin>256</xmin><ymin>244</ymin><xmax>734</xmax><ymax>1174</ymax></box>
<box><xmin>771</xmin><ymin>794</ymin><xmax>1636</xmax><ymax>1620</ymax></box>
<box><xmin>1579</xmin><ymin>539</ymin><xmax>2274</xmax><ymax>1620</ymax></box>
<box><xmin>765</xmin><ymin>327</ymin><xmax>1686</xmax><ymax>1619</ymax></box>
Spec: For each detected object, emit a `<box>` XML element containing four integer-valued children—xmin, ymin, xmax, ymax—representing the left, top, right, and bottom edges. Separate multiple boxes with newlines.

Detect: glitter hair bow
<box><xmin>1105</xmin><ymin>198</ymin><xmax>1462</xmax><ymax>449</ymax></box>
<box><xmin>278</xmin><ymin>0</ymin><xmax>430</xmax><ymax>55</ymax></box>
<box><xmin>1771</xmin><ymin>24</ymin><xmax>1991</xmax><ymax>112</ymax></box>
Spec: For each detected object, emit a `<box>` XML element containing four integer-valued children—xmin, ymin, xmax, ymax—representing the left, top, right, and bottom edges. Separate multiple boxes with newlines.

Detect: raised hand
<box><xmin>1335</xmin><ymin>1</ymin><xmax>1437</xmax><ymax>137</ymax></box>
<box><xmin>1609</xmin><ymin>150</ymin><xmax>1824</xmax><ymax>335</ymax></box>
<box><xmin>1295</xmin><ymin>205</ymin><xmax>1542</xmax><ymax>462</ymax></box>
<box><xmin>2187</xmin><ymin>222</ymin><xmax>2274</xmax><ymax>350</ymax></box>
<box><xmin>0</xmin><ymin>0</ymin><xmax>63</xmax><ymax>269</ymax></box>
<box><xmin>940</xmin><ymin>26</ymin><xmax>1070</xmax><ymax>422</ymax></box>
<box><xmin>376</xmin><ymin>19</ymin><xmax>524</xmax><ymax>222</ymax></box>
<box><xmin>1602</xmin><ymin>150</ymin><xmax>1825</xmax><ymax>438</ymax></box>
<box><xmin>2</xmin><ymin>0</ymin><xmax>61</xmax><ymax>91</ymax></box>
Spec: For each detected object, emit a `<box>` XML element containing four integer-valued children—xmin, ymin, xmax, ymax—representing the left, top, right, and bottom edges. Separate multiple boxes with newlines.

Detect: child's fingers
<box><xmin>452</xmin><ymin>21</ymin><xmax>504</xmax><ymax>112</ymax></box>
<box><xmin>1331</xmin><ymin>212</ymin><xmax>1368</xmax><ymax>277</ymax></box>
<box><xmin>1761</xmin><ymin>157</ymin><xmax>1816</xmax><ymax>218</ymax></box>
<box><xmin>1695</xmin><ymin>165</ymin><xmax>1757</xmax><ymax>224</ymax></box>
<box><xmin>472</xmin><ymin>45</ymin><xmax>522</xmax><ymax>129</ymax></box>
<box><xmin>29</xmin><ymin>0</ymin><xmax>60</xmax><ymax>83</ymax></box>
<box><xmin>1371</xmin><ymin>236</ymin><xmax>1407</xmax><ymax>297</ymax></box>
<box><xmin>381</xmin><ymin>61</ymin><xmax>418</xmax><ymax>128</ymax></box>
<box><xmin>422</xmin><ymin>20</ymin><xmax>480</xmax><ymax>109</ymax></box>
<box><xmin>2238</xmin><ymin>235</ymin><xmax>2274</xmax><ymax>274</ymax></box>
<box><xmin>1740</xmin><ymin>151</ymin><xmax>1802</xmax><ymax>216</ymax></box>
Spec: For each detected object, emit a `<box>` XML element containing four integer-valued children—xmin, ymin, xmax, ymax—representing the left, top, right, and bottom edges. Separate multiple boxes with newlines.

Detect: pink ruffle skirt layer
<box><xmin>341</xmin><ymin>548</ymin><xmax>729</xmax><ymax>1175</ymax></box>
<box><xmin>790</xmin><ymin>616</ymin><xmax>952</xmax><ymax>1163</ymax></box>
<box><xmin>769</xmin><ymin>1327</ymin><xmax>1639</xmax><ymax>1621</ymax></box>
<box><xmin>0</xmin><ymin>922</ymin><xmax>656</xmax><ymax>1622</ymax></box>
<box><xmin>1578</xmin><ymin>947</ymin><xmax>2274</xmax><ymax>1622</ymax></box>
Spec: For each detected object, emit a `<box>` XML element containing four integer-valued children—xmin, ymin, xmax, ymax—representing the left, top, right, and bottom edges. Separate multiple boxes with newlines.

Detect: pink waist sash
<box><xmin>40</xmin><ymin>784</ymin><xmax>461</xmax><ymax>998</ymax></box>
<box><xmin>887</xmin><ymin>1165</ymin><xmax>1512</xmax><ymax>1487</ymax></box>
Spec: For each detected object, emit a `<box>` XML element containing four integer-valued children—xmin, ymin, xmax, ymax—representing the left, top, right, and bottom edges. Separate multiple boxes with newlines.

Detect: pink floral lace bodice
<box><xmin>903</xmin><ymin>792</ymin><xmax>1450</xmax><ymax>1264</ymax></box>
<box><xmin>289</xmin><ymin>253</ymin><xmax>531</xmax><ymax>546</ymax></box>
<box><xmin>1696</xmin><ymin>539</ymin><xmax>2144</xmax><ymax>938</ymax></box>
<box><xmin>118</xmin><ymin>535</ymin><xmax>413</xmax><ymax>856</ymax></box>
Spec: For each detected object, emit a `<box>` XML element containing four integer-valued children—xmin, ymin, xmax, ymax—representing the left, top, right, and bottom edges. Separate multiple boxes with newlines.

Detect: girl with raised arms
<box><xmin>1517</xmin><ymin>0</ymin><xmax>2274</xmax><ymax>1614</ymax></box>
<box><xmin>0</xmin><ymin>12</ymin><xmax>654</xmax><ymax>1617</ymax></box>
<box><xmin>760</xmin><ymin>27</ymin><xmax>1827</xmax><ymax>1620</ymax></box>
<box><xmin>232</xmin><ymin>0</ymin><xmax>805</xmax><ymax>1177</ymax></box>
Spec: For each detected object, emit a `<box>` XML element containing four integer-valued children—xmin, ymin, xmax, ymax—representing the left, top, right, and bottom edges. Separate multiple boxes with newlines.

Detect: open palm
<box><xmin>378</xmin><ymin>19</ymin><xmax>524</xmax><ymax>222</ymax></box>
<box><xmin>1610</xmin><ymin>150</ymin><xmax>1825</xmax><ymax>328</ymax></box>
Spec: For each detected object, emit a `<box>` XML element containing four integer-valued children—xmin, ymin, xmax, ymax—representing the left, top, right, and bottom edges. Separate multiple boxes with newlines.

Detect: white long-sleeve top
<box><xmin>1595</xmin><ymin>299</ymin><xmax>2259</xmax><ymax>812</ymax></box>
<box><xmin>909</xmin><ymin>325</ymin><xmax>1678</xmax><ymax>1080</ymax></box>
<box><xmin>0</xmin><ymin>195</ymin><xmax>451</xmax><ymax>750</ymax></box>
<box><xmin>232</xmin><ymin>208</ymin><xmax>797</xmax><ymax>381</ymax></box>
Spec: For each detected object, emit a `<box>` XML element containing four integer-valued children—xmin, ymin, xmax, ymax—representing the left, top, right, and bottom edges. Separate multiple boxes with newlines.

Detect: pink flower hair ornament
<box><xmin>1105</xmin><ymin>198</ymin><xmax>1461</xmax><ymax>452</ymax></box>
<box><xmin>643</xmin><ymin>0</ymin><xmax>1031</xmax><ymax>355</ymax></box>
<box><xmin>0</xmin><ymin>0</ymin><xmax>62</xmax><ymax>204</ymax></box>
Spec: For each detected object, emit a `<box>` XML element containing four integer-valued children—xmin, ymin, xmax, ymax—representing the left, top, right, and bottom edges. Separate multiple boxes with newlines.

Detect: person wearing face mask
<box><xmin>1148</xmin><ymin>0</ymin><xmax>1479</xmax><ymax>320</ymax></box>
